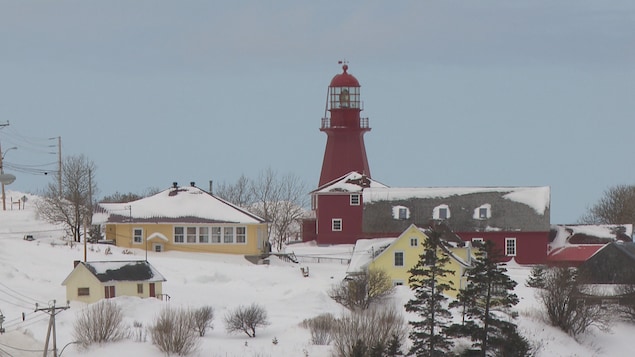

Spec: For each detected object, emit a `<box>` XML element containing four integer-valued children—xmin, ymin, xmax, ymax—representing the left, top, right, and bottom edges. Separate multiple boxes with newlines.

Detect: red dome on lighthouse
<box><xmin>329</xmin><ymin>64</ymin><xmax>360</xmax><ymax>87</ymax></box>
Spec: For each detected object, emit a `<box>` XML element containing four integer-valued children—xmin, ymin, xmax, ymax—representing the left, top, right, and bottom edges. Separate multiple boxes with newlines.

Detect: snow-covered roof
<box><xmin>549</xmin><ymin>224</ymin><xmax>633</xmax><ymax>252</ymax></box>
<box><xmin>62</xmin><ymin>260</ymin><xmax>166</xmax><ymax>285</ymax></box>
<box><xmin>313</xmin><ymin>171</ymin><xmax>388</xmax><ymax>194</ymax></box>
<box><xmin>364</xmin><ymin>186</ymin><xmax>550</xmax><ymax>215</ymax></box>
<box><xmin>346</xmin><ymin>237</ymin><xmax>396</xmax><ymax>274</ymax></box>
<box><xmin>99</xmin><ymin>185</ymin><xmax>265</xmax><ymax>224</ymax></box>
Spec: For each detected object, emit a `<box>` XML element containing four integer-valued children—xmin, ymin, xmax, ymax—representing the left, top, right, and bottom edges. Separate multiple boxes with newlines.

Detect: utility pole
<box><xmin>35</xmin><ymin>300</ymin><xmax>70</xmax><ymax>357</ymax></box>
<box><xmin>0</xmin><ymin>121</ymin><xmax>11</xmax><ymax>211</ymax></box>
<box><xmin>57</xmin><ymin>136</ymin><xmax>62</xmax><ymax>197</ymax></box>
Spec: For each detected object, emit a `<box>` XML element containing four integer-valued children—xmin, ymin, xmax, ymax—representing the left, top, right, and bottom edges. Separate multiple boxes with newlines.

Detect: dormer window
<box><xmin>474</xmin><ymin>204</ymin><xmax>492</xmax><ymax>220</ymax></box>
<box><xmin>392</xmin><ymin>206</ymin><xmax>410</xmax><ymax>220</ymax></box>
<box><xmin>433</xmin><ymin>204</ymin><xmax>451</xmax><ymax>220</ymax></box>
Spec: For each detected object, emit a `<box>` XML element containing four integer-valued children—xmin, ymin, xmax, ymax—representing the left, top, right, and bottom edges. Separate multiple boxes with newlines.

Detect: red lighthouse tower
<box><xmin>318</xmin><ymin>63</ymin><xmax>371</xmax><ymax>186</ymax></box>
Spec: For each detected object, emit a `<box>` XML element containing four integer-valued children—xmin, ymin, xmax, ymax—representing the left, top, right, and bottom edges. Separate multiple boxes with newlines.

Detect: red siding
<box><xmin>315</xmin><ymin>194</ymin><xmax>363</xmax><ymax>245</ymax></box>
<box><xmin>457</xmin><ymin>231</ymin><xmax>548</xmax><ymax>265</ymax></box>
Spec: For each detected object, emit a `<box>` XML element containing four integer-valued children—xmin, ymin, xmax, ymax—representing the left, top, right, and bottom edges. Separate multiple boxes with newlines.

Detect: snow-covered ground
<box><xmin>0</xmin><ymin>189</ymin><xmax>632</xmax><ymax>356</ymax></box>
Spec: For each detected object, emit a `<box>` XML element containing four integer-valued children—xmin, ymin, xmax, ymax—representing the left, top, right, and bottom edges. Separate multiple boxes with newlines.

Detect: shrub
<box><xmin>150</xmin><ymin>307</ymin><xmax>199</xmax><ymax>356</ymax></box>
<box><xmin>301</xmin><ymin>313</ymin><xmax>337</xmax><ymax>345</ymax></box>
<box><xmin>329</xmin><ymin>269</ymin><xmax>395</xmax><ymax>310</ymax></box>
<box><xmin>538</xmin><ymin>267</ymin><xmax>611</xmax><ymax>336</ymax></box>
<box><xmin>192</xmin><ymin>306</ymin><xmax>214</xmax><ymax>337</ymax></box>
<box><xmin>224</xmin><ymin>303</ymin><xmax>270</xmax><ymax>338</ymax></box>
<box><xmin>331</xmin><ymin>306</ymin><xmax>407</xmax><ymax>357</ymax></box>
<box><xmin>73</xmin><ymin>300</ymin><xmax>127</xmax><ymax>347</ymax></box>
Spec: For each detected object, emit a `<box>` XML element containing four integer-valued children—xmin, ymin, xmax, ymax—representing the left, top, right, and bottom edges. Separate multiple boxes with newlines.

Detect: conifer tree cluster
<box><xmin>405</xmin><ymin>226</ymin><xmax>455</xmax><ymax>356</ymax></box>
<box><xmin>406</xmin><ymin>229</ymin><xmax>531</xmax><ymax>357</ymax></box>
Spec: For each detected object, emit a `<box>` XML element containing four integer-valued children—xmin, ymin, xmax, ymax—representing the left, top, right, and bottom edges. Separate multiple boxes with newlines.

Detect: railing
<box><xmin>156</xmin><ymin>293</ymin><xmax>171</xmax><ymax>301</ymax></box>
<box><xmin>321</xmin><ymin>117</ymin><xmax>370</xmax><ymax>129</ymax></box>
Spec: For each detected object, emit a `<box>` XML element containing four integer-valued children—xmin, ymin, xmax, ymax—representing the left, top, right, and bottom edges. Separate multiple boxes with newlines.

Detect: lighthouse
<box><xmin>318</xmin><ymin>63</ymin><xmax>371</xmax><ymax>186</ymax></box>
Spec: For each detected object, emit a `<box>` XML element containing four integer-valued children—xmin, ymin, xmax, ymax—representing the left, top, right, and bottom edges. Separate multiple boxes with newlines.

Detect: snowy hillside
<box><xmin>0</xmin><ymin>189</ymin><xmax>632</xmax><ymax>356</ymax></box>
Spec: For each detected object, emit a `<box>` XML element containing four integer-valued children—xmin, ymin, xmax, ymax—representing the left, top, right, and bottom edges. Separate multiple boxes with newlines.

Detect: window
<box><xmin>211</xmin><ymin>227</ymin><xmax>222</xmax><ymax>243</ymax></box>
<box><xmin>332</xmin><ymin>219</ymin><xmax>342</xmax><ymax>231</ymax></box>
<box><xmin>399</xmin><ymin>208</ymin><xmax>408</xmax><ymax>219</ymax></box>
<box><xmin>433</xmin><ymin>204</ymin><xmax>450</xmax><ymax>220</ymax></box>
<box><xmin>77</xmin><ymin>287</ymin><xmax>90</xmax><ymax>296</ymax></box>
<box><xmin>236</xmin><ymin>227</ymin><xmax>246</xmax><ymax>243</ymax></box>
<box><xmin>186</xmin><ymin>227</ymin><xmax>197</xmax><ymax>243</ymax></box>
<box><xmin>104</xmin><ymin>286</ymin><xmax>115</xmax><ymax>299</ymax></box>
<box><xmin>137</xmin><ymin>283</ymin><xmax>143</xmax><ymax>294</ymax></box>
<box><xmin>224</xmin><ymin>227</ymin><xmax>234</xmax><ymax>243</ymax></box>
<box><xmin>472</xmin><ymin>237</ymin><xmax>484</xmax><ymax>247</ymax></box>
<box><xmin>199</xmin><ymin>227</ymin><xmax>209</xmax><ymax>243</ymax></box>
<box><xmin>392</xmin><ymin>206</ymin><xmax>410</xmax><ymax>220</ymax></box>
<box><xmin>473</xmin><ymin>204</ymin><xmax>491</xmax><ymax>220</ymax></box>
<box><xmin>393</xmin><ymin>281</ymin><xmax>404</xmax><ymax>287</ymax></box>
<box><xmin>174</xmin><ymin>227</ymin><xmax>184</xmax><ymax>243</ymax></box>
<box><xmin>505</xmin><ymin>238</ymin><xmax>517</xmax><ymax>256</ymax></box>
<box><xmin>350</xmin><ymin>194</ymin><xmax>360</xmax><ymax>206</ymax></box>
<box><xmin>394</xmin><ymin>252</ymin><xmax>404</xmax><ymax>267</ymax></box>
<box><xmin>410</xmin><ymin>238</ymin><xmax>418</xmax><ymax>247</ymax></box>
<box><xmin>133</xmin><ymin>228</ymin><xmax>143</xmax><ymax>244</ymax></box>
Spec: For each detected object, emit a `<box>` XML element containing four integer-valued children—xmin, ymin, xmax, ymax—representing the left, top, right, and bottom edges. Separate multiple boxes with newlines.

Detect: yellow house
<box><xmin>346</xmin><ymin>224</ymin><xmax>474</xmax><ymax>298</ymax></box>
<box><xmin>62</xmin><ymin>260</ymin><xmax>166</xmax><ymax>304</ymax></box>
<box><xmin>97</xmin><ymin>183</ymin><xmax>269</xmax><ymax>255</ymax></box>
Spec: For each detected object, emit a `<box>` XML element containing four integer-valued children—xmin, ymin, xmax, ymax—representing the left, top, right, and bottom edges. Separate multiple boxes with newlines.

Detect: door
<box><xmin>104</xmin><ymin>285</ymin><xmax>115</xmax><ymax>299</ymax></box>
<box><xmin>149</xmin><ymin>283</ymin><xmax>156</xmax><ymax>298</ymax></box>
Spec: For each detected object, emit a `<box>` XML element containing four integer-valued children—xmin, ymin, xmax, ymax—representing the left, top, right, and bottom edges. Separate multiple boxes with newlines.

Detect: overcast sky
<box><xmin>1</xmin><ymin>0</ymin><xmax>633</xmax><ymax>224</ymax></box>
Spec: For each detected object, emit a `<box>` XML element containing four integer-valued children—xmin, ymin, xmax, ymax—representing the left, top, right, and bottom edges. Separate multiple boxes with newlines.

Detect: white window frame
<box><xmin>133</xmin><ymin>228</ymin><xmax>143</xmax><ymax>244</ymax></box>
<box><xmin>394</xmin><ymin>251</ymin><xmax>405</xmax><ymax>267</ymax></box>
<box><xmin>224</xmin><ymin>227</ymin><xmax>234</xmax><ymax>243</ymax></box>
<box><xmin>350</xmin><ymin>194</ymin><xmax>360</xmax><ymax>206</ymax></box>
<box><xmin>505</xmin><ymin>238</ymin><xmax>517</xmax><ymax>256</ymax></box>
<box><xmin>410</xmin><ymin>237</ymin><xmax>418</xmax><ymax>247</ymax></box>
<box><xmin>472</xmin><ymin>237</ymin><xmax>484</xmax><ymax>245</ymax></box>
<box><xmin>393</xmin><ymin>280</ymin><xmax>405</xmax><ymax>287</ymax></box>
<box><xmin>332</xmin><ymin>219</ymin><xmax>342</xmax><ymax>231</ymax></box>
<box><xmin>186</xmin><ymin>227</ymin><xmax>197</xmax><ymax>243</ymax></box>
<box><xmin>236</xmin><ymin>227</ymin><xmax>246</xmax><ymax>244</ymax></box>
<box><xmin>174</xmin><ymin>226</ymin><xmax>184</xmax><ymax>243</ymax></box>
<box><xmin>211</xmin><ymin>227</ymin><xmax>222</xmax><ymax>243</ymax></box>
<box><xmin>433</xmin><ymin>204</ymin><xmax>451</xmax><ymax>220</ymax></box>
<box><xmin>198</xmin><ymin>226</ymin><xmax>209</xmax><ymax>243</ymax></box>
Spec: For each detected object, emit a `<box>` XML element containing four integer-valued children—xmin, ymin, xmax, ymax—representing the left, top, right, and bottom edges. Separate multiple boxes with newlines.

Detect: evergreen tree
<box><xmin>385</xmin><ymin>333</ymin><xmax>404</xmax><ymax>357</ymax></box>
<box><xmin>525</xmin><ymin>265</ymin><xmax>546</xmax><ymax>288</ymax></box>
<box><xmin>450</xmin><ymin>240</ymin><xmax>527</xmax><ymax>357</ymax></box>
<box><xmin>405</xmin><ymin>225</ymin><xmax>456</xmax><ymax>356</ymax></box>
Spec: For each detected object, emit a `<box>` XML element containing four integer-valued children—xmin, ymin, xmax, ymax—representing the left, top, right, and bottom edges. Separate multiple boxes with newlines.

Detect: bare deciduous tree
<box><xmin>538</xmin><ymin>267</ymin><xmax>611</xmax><ymax>336</ymax></box>
<box><xmin>215</xmin><ymin>168</ymin><xmax>308</xmax><ymax>251</ymax></box>
<box><xmin>224</xmin><ymin>303</ymin><xmax>270</xmax><ymax>338</ymax></box>
<box><xmin>329</xmin><ymin>269</ymin><xmax>395</xmax><ymax>310</ymax></box>
<box><xmin>331</xmin><ymin>306</ymin><xmax>407</xmax><ymax>357</ymax></box>
<box><xmin>192</xmin><ymin>306</ymin><xmax>214</xmax><ymax>337</ymax></box>
<box><xmin>73</xmin><ymin>300</ymin><xmax>127</xmax><ymax>347</ymax></box>
<box><xmin>150</xmin><ymin>307</ymin><xmax>199</xmax><ymax>356</ymax></box>
<box><xmin>215</xmin><ymin>174</ymin><xmax>253</xmax><ymax>208</ymax></box>
<box><xmin>36</xmin><ymin>154</ymin><xmax>97</xmax><ymax>242</ymax></box>
<box><xmin>580</xmin><ymin>184</ymin><xmax>635</xmax><ymax>226</ymax></box>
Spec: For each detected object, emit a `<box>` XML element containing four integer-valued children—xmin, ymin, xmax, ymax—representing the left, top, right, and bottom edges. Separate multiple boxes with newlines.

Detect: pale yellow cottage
<box><xmin>97</xmin><ymin>183</ymin><xmax>269</xmax><ymax>255</ymax></box>
<box><xmin>62</xmin><ymin>260</ymin><xmax>166</xmax><ymax>303</ymax></box>
<box><xmin>346</xmin><ymin>224</ymin><xmax>475</xmax><ymax>298</ymax></box>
